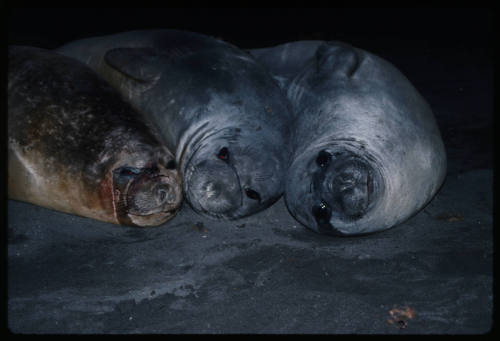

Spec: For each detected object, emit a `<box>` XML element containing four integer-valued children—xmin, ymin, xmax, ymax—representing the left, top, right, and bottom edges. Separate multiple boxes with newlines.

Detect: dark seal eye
<box><xmin>165</xmin><ymin>160</ymin><xmax>176</xmax><ymax>169</ymax></box>
<box><xmin>143</xmin><ymin>166</ymin><xmax>159</xmax><ymax>176</ymax></box>
<box><xmin>217</xmin><ymin>147</ymin><xmax>229</xmax><ymax>161</ymax></box>
<box><xmin>245</xmin><ymin>188</ymin><xmax>261</xmax><ymax>201</ymax></box>
<box><xmin>316</xmin><ymin>150</ymin><xmax>332</xmax><ymax>168</ymax></box>
<box><xmin>312</xmin><ymin>200</ymin><xmax>331</xmax><ymax>225</ymax></box>
<box><xmin>112</xmin><ymin>166</ymin><xmax>142</xmax><ymax>189</ymax></box>
<box><xmin>114</xmin><ymin>167</ymin><xmax>141</xmax><ymax>177</ymax></box>
<box><xmin>312</xmin><ymin>200</ymin><xmax>345</xmax><ymax>236</ymax></box>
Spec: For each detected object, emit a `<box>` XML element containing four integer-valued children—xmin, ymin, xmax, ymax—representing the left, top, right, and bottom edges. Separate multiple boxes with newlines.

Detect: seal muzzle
<box><xmin>286</xmin><ymin>145</ymin><xmax>384</xmax><ymax>236</ymax></box>
<box><xmin>112</xmin><ymin>165</ymin><xmax>181</xmax><ymax>226</ymax></box>
<box><xmin>185</xmin><ymin>158</ymin><xmax>242</xmax><ymax>217</ymax></box>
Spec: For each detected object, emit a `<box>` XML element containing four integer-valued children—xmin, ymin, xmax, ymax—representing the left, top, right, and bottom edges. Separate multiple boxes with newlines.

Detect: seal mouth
<box><xmin>112</xmin><ymin>165</ymin><xmax>182</xmax><ymax>226</ymax></box>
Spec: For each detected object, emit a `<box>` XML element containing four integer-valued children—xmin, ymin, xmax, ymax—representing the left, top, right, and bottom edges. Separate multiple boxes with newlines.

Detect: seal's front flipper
<box><xmin>105</xmin><ymin>47</ymin><xmax>161</xmax><ymax>83</ymax></box>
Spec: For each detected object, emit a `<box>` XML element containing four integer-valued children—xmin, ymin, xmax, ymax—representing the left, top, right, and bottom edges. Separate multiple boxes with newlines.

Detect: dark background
<box><xmin>7</xmin><ymin>8</ymin><xmax>494</xmax><ymax>51</ymax></box>
<box><xmin>7</xmin><ymin>7</ymin><xmax>495</xmax><ymax>172</ymax></box>
<box><xmin>8</xmin><ymin>8</ymin><xmax>493</xmax><ymax>48</ymax></box>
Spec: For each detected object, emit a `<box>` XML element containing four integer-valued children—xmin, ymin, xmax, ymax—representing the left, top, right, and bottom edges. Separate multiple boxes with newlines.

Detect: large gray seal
<box><xmin>56</xmin><ymin>29</ymin><xmax>292</xmax><ymax>220</ymax></box>
<box><xmin>250</xmin><ymin>41</ymin><xmax>447</xmax><ymax>236</ymax></box>
<box><xmin>8</xmin><ymin>46</ymin><xmax>183</xmax><ymax>227</ymax></box>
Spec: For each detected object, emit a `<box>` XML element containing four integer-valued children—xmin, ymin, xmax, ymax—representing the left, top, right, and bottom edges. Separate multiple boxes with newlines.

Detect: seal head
<box><xmin>286</xmin><ymin>144</ymin><xmax>385</xmax><ymax>236</ymax></box>
<box><xmin>182</xmin><ymin>126</ymin><xmax>285</xmax><ymax>220</ymax></box>
<box><xmin>108</xmin><ymin>158</ymin><xmax>181</xmax><ymax>226</ymax></box>
<box><xmin>270</xmin><ymin>41</ymin><xmax>446</xmax><ymax>235</ymax></box>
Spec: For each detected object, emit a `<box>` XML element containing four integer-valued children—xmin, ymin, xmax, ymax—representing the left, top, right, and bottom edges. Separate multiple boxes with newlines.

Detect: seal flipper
<box><xmin>315</xmin><ymin>42</ymin><xmax>360</xmax><ymax>78</ymax></box>
<box><xmin>105</xmin><ymin>47</ymin><xmax>161</xmax><ymax>83</ymax></box>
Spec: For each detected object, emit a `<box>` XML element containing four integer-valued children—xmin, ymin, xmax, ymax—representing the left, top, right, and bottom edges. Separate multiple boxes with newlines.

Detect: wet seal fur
<box><xmin>57</xmin><ymin>30</ymin><xmax>292</xmax><ymax>220</ymax></box>
<box><xmin>250</xmin><ymin>41</ymin><xmax>447</xmax><ymax>235</ymax></box>
<box><xmin>8</xmin><ymin>46</ymin><xmax>183</xmax><ymax>227</ymax></box>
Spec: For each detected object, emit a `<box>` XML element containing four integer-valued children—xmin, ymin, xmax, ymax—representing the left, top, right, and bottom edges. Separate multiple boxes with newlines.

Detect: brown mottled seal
<box><xmin>8</xmin><ymin>46</ymin><xmax>183</xmax><ymax>226</ymax></box>
<box><xmin>56</xmin><ymin>30</ymin><xmax>292</xmax><ymax>220</ymax></box>
<box><xmin>250</xmin><ymin>41</ymin><xmax>447</xmax><ymax>235</ymax></box>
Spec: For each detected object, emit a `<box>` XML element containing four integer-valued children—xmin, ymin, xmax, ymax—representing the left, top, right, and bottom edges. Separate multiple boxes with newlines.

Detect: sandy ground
<box><xmin>7</xmin><ymin>168</ymin><xmax>493</xmax><ymax>333</ymax></box>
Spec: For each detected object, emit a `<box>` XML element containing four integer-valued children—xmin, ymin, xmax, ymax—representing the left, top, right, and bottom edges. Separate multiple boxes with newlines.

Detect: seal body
<box><xmin>8</xmin><ymin>46</ymin><xmax>183</xmax><ymax>227</ymax></box>
<box><xmin>250</xmin><ymin>41</ymin><xmax>447</xmax><ymax>235</ymax></box>
<box><xmin>57</xmin><ymin>30</ymin><xmax>292</xmax><ymax>220</ymax></box>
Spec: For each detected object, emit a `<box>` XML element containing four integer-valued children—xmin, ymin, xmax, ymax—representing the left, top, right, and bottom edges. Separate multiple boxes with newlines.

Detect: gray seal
<box><xmin>250</xmin><ymin>41</ymin><xmax>447</xmax><ymax>235</ymax></box>
<box><xmin>8</xmin><ymin>46</ymin><xmax>183</xmax><ymax>227</ymax></box>
<box><xmin>56</xmin><ymin>29</ymin><xmax>292</xmax><ymax>220</ymax></box>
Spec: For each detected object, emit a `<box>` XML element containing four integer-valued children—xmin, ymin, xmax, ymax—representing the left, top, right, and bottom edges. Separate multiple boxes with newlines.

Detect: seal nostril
<box><xmin>155</xmin><ymin>184</ymin><xmax>171</xmax><ymax>203</ymax></box>
<box><xmin>205</xmin><ymin>181</ymin><xmax>221</xmax><ymax>198</ymax></box>
<box><xmin>158</xmin><ymin>190</ymin><xmax>166</xmax><ymax>202</ymax></box>
<box><xmin>245</xmin><ymin>188</ymin><xmax>261</xmax><ymax>201</ymax></box>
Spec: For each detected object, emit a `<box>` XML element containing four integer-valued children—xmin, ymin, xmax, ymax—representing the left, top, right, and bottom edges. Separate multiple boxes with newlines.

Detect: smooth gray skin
<box><xmin>57</xmin><ymin>30</ymin><xmax>292</xmax><ymax>220</ymax></box>
<box><xmin>250</xmin><ymin>41</ymin><xmax>447</xmax><ymax>235</ymax></box>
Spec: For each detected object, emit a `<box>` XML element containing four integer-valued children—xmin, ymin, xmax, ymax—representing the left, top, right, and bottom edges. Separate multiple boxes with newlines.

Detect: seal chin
<box><xmin>185</xmin><ymin>158</ymin><xmax>242</xmax><ymax>219</ymax></box>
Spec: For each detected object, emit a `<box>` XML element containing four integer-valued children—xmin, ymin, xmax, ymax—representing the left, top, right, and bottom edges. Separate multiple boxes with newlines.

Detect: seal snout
<box><xmin>111</xmin><ymin>165</ymin><xmax>182</xmax><ymax>224</ymax></box>
<box><xmin>186</xmin><ymin>158</ymin><xmax>242</xmax><ymax>216</ymax></box>
<box><xmin>126</xmin><ymin>173</ymin><xmax>181</xmax><ymax>216</ymax></box>
<box><xmin>306</xmin><ymin>149</ymin><xmax>380</xmax><ymax>235</ymax></box>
